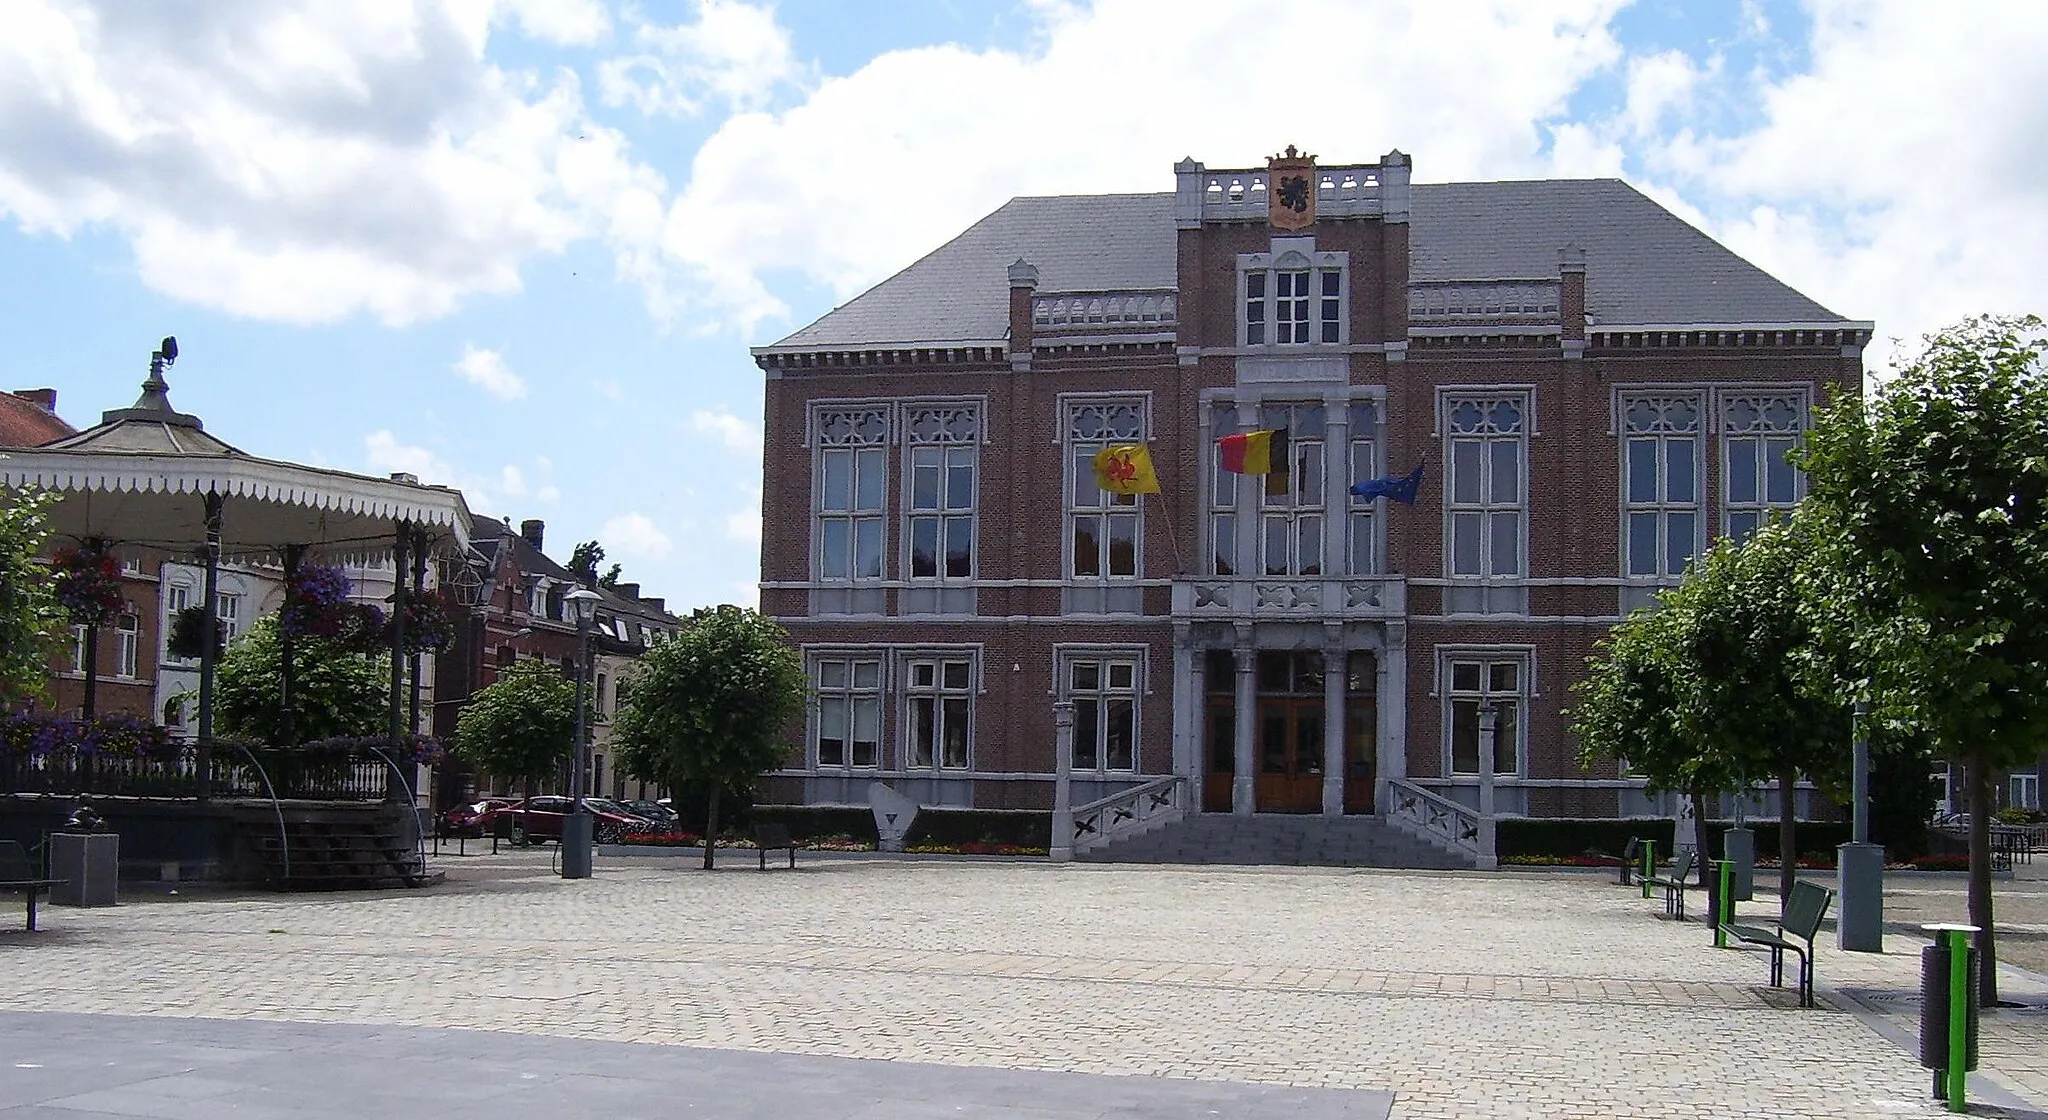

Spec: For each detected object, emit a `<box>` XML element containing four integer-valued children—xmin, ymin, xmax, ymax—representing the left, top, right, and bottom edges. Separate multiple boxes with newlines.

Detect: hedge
<box><xmin>1499</xmin><ymin>817</ymin><xmax>1950</xmax><ymax>862</ymax></box>
<box><xmin>746</xmin><ymin>805</ymin><xmax>1053</xmax><ymax>849</ymax></box>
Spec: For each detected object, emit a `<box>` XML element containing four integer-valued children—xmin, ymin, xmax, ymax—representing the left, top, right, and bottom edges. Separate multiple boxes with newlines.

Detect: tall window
<box><xmin>163</xmin><ymin>583</ymin><xmax>191</xmax><ymax>662</ymax></box>
<box><xmin>1621</xmin><ymin>395</ymin><xmax>1702</xmax><ymax>580</ymax></box>
<box><xmin>1066</xmin><ymin>399</ymin><xmax>1144</xmax><ymax>579</ymax></box>
<box><xmin>1066</xmin><ymin>656</ymin><xmax>1137</xmax><ymax>772</ymax></box>
<box><xmin>71</xmin><ymin>625</ymin><xmax>87</xmax><ymax>674</ymax></box>
<box><xmin>814</xmin><ymin>656</ymin><xmax>882</xmax><ymax>769</ymax></box>
<box><xmin>1446</xmin><ymin>655</ymin><xmax>1524</xmax><ymax>776</ymax></box>
<box><xmin>1209</xmin><ymin>403</ymin><xmax>1240</xmax><ymax>575</ymax></box>
<box><xmin>1444</xmin><ymin>395</ymin><xmax>1526</xmax><ymax>612</ymax></box>
<box><xmin>1260</xmin><ymin>401</ymin><xmax>1326</xmax><ymax>576</ymax></box>
<box><xmin>904</xmin><ymin>658</ymin><xmax>971</xmax><ymax>770</ymax></box>
<box><xmin>1347</xmin><ymin>400</ymin><xmax>1379</xmax><ymax>575</ymax></box>
<box><xmin>217</xmin><ymin>593</ymin><xmax>243</xmax><ymax>644</ymax></box>
<box><xmin>903</xmin><ymin>404</ymin><xmax>980</xmax><ymax>583</ymax></box>
<box><xmin>817</xmin><ymin>445</ymin><xmax>884</xmax><ymax>580</ymax></box>
<box><xmin>115</xmin><ymin>613</ymin><xmax>139</xmax><ymax>679</ymax></box>
<box><xmin>1241</xmin><ymin>256</ymin><xmax>1345</xmax><ymax>346</ymax></box>
<box><xmin>1722</xmin><ymin>393</ymin><xmax>1804</xmax><ymax>543</ymax></box>
<box><xmin>595</xmin><ymin>672</ymin><xmax>608</xmax><ymax>719</ymax></box>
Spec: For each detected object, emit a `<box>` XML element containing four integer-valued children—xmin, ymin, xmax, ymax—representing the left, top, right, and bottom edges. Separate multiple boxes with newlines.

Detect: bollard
<box><xmin>1711</xmin><ymin>859</ymin><xmax>1734</xmax><ymax>948</ymax></box>
<box><xmin>1918</xmin><ymin>923</ymin><xmax>1980</xmax><ymax>1112</ymax></box>
<box><xmin>1640</xmin><ymin>838</ymin><xmax>1658</xmax><ymax>900</ymax></box>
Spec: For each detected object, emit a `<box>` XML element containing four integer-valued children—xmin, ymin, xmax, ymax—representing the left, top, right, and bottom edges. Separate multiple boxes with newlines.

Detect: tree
<box><xmin>452</xmin><ymin>659</ymin><xmax>576</xmax><ymax>796</ymax></box>
<box><xmin>612</xmin><ymin>605</ymin><xmax>804</xmax><ymax>869</ymax></box>
<box><xmin>215</xmin><ymin>616</ymin><xmax>389</xmax><ymax>743</ymax></box>
<box><xmin>1800</xmin><ymin>314</ymin><xmax>2048</xmax><ymax>1005</ymax></box>
<box><xmin>568</xmin><ymin>539</ymin><xmax>623</xmax><ymax>590</ymax></box>
<box><xmin>0</xmin><ymin>491</ymin><xmax>63</xmax><ymax>708</ymax></box>
<box><xmin>1571</xmin><ymin>587</ymin><xmax>1730</xmax><ymax>880</ymax></box>
<box><xmin>1678</xmin><ymin>518</ymin><xmax>1851</xmax><ymax>902</ymax></box>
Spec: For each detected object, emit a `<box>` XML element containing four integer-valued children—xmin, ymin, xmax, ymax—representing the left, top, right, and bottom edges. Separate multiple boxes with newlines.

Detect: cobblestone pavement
<box><xmin>2</xmin><ymin>852</ymin><xmax>2043</xmax><ymax>1119</ymax></box>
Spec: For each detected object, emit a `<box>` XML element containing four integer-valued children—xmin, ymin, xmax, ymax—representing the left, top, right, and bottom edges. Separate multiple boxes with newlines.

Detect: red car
<box><xmin>487</xmin><ymin>796</ymin><xmax>651</xmax><ymax>844</ymax></box>
<box><xmin>438</xmin><ymin>797</ymin><xmax>516</xmax><ymax>838</ymax></box>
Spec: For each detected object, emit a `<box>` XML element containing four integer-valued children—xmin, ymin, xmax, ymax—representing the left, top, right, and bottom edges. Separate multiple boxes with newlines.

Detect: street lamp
<box><xmin>1476</xmin><ymin>700</ymin><xmax>1499</xmax><ymax>870</ymax></box>
<box><xmin>560</xmin><ymin>586</ymin><xmax>602</xmax><ymax>880</ymax></box>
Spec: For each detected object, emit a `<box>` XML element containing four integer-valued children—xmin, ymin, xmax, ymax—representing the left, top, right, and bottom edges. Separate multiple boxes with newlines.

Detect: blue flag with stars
<box><xmin>1349</xmin><ymin>462</ymin><xmax>1426</xmax><ymax>504</ymax></box>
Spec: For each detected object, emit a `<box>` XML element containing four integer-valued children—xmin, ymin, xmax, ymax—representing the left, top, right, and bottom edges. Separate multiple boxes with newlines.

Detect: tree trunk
<box><xmin>1968</xmin><ymin>750</ymin><xmax>1999</xmax><ymax>1007</ymax></box>
<box><xmin>1691</xmin><ymin>791</ymin><xmax>1712</xmax><ymax>888</ymax></box>
<box><xmin>1779</xmin><ymin>764</ymin><xmax>1800</xmax><ymax>907</ymax></box>
<box><xmin>702</xmin><ymin>779</ymin><xmax>722</xmax><ymax>871</ymax></box>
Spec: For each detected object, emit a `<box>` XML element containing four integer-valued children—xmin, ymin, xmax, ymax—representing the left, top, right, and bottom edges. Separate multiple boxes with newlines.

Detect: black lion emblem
<box><xmin>1276</xmin><ymin>174</ymin><xmax>1310</xmax><ymax>214</ymax></box>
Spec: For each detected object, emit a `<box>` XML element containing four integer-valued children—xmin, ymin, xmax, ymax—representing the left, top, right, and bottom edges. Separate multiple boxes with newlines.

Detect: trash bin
<box><xmin>1918</xmin><ymin>942</ymin><xmax>1980</xmax><ymax>1073</ymax></box>
<box><xmin>49</xmin><ymin>831</ymin><xmax>119</xmax><ymax>907</ymax></box>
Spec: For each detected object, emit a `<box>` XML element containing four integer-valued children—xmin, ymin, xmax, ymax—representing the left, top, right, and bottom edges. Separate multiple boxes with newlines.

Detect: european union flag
<box><xmin>1349</xmin><ymin>462</ymin><xmax>1426</xmax><ymax>504</ymax></box>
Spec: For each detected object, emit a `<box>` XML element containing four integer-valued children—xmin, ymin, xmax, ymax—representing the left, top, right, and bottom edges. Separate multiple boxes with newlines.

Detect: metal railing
<box><xmin>1</xmin><ymin>743</ymin><xmax>395</xmax><ymax>802</ymax></box>
<box><xmin>1385</xmin><ymin>777</ymin><xmax>1492</xmax><ymax>866</ymax></box>
<box><xmin>1072</xmin><ymin>775</ymin><xmax>1187</xmax><ymax>854</ymax></box>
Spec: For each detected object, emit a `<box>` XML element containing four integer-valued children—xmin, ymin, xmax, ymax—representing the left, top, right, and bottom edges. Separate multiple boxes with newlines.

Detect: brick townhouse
<box><xmin>778</xmin><ymin>148</ymin><xmax>1872</xmax><ymax>831</ymax></box>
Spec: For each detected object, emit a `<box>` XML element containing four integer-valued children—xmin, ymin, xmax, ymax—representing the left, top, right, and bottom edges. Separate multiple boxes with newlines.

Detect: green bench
<box><xmin>0</xmin><ymin>840</ymin><xmax>64</xmax><ymax>932</ymax></box>
<box><xmin>1616</xmin><ymin>837</ymin><xmax>1645</xmax><ymax>886</ymax></box>
<box><xmin>1642</xmin><ymin>847</ymin><xmax>1697</xmax><ymax>920</ymax></box>
<box><xmin>754</xmin><ymin>823</ymin><xmax>797</xmax><ymax>870</ymax></box>
<box><xmin>1722</xmin><ymin>879</ymin><xmax>1834</xmax><ymax>1008</ymax></box>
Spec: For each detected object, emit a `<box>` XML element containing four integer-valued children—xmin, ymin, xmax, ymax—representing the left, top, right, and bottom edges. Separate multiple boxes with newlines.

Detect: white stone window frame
<box><xmin>900</xmin><ymin>399</ymin><xmax>984</xmax><ymax>585</ymax></box>
<box><xmin>1717</xmin><ymin>387</ymin><xmax>1810</xmax><ymax>545</ymax></box>
<box><xmin>1434</xmin><ymin>645</ymin><xmax>1536</xmax><ymax>778</ymax></box>
<box><xmin>1346</xmin><ymin>398</ymin><xmax>1384</xmax><ymax>576</ymax></box>
<box><xmin>1238</xmin><ymin>242</ymin><xmax>1349</xmax><ymax>349</ymax></box>
<box><xmin>1205</xmin><ymin>398</ymin><xmax>1243</xmax><ymax>576</ymax></box>
<box><xmin>115</xmin><ymin>612</ymin><xmax>139</xmax><ymax>679</ymax></box>
<box><xmin>1055</xmin><ymin>644</ymin><xmax>1149</xmax><ymax>774</ymax></box>
<box><xmin>1059</xmin><ymin>393</ymin><xmax>1150</xmax><ymax>582</ymax></box>
<box><xmin>1616</xmin><ymin>390</ymin><xmax>1705</xmax><ymax>582</ymax></box>
<box><xmin>162</xmin><ymin>578</ymin><xmax>193</xmax><ymax>663</ymax></box>
<box><xmin>898</xmin><ymin>647</ymin><xmax>979</xmax><ymax>771</ymax></box>
<box><xmin>809</xmin><ymin>650</ymin><xmax>886</xmax><ymax>771</ymax></box>
<box><xmin>1438</xmin><ymin>389</ymin><xmax>1533</xmax><ymax>590</ymax></box>
<box><xmin>1255</xmin><ymin>399</ymin><xmax>1329</xmax><ymax>578</ymax></box>
<box><xmin>2012</xmin><ymin>772</ymin><xmax>2040</xmax><ymax>811</ymax></box>
<box><xmin>810</xmin><ymin>401</ymin><xmax>893</xmax><ymax>585</ymax></box>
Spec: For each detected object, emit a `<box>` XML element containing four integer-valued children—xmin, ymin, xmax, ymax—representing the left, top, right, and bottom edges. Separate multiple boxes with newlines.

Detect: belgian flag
<box><xmin>1219</xmin><ymin>428</ymin><xmax>1289</xmax><ymax>496</ymax></box>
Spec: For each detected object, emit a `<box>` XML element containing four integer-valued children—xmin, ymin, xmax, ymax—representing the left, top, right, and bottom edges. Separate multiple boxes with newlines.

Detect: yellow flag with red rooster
<box><xmin>1091</xmin><ymin>444</ymin><xmax>1160</xmax><ymax>496</ymax></box>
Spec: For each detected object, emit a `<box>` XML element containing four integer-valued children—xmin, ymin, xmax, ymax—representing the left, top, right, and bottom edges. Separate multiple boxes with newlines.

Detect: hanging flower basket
<box><xmin>395</xmin><ymin>594</ymin><xmax>451</xmax><ymax>654</ymax></box>
<box><xmin>280</xmin><ymin>563</ymin><xmax>354</xmax><ymax>639</ymax></box>
<box><xmin>165</xmin><ymin>605</ymin><xmax>224</xmax><ymax>660</ymax></box>
<box><xmin>1</xmin><ymin>710</ymin><xmax>175</xmax><ymax>761</ymax></box>
<box><xmin>334</xmin><ymin>602</ymin><xmax>389</xmax><ymax>654</ymax></box>
<box><xmin>51</xmin><ymin>547</ymin><xmax>126</xmax><ymax>626</ymax></box>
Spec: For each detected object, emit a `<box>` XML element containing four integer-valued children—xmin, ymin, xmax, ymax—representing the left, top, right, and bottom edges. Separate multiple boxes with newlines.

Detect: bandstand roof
<box><xmin>0</xmin><ymin>362</ymin><xmax>471</xmax><ymax>564</ymax></box>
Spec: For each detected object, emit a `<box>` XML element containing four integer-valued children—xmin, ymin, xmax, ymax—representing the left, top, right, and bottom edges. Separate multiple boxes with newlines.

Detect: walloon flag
<box><xmin>1091</xmin><ymin>444</ymin><xmax>1160</xmax><ymax>495</ymax></box>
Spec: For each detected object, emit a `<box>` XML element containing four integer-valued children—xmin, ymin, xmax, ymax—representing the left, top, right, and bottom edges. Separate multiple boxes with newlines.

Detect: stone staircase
<box><xmin>1074</xmin><ymin>813</ymin><xmax>1476</xmax><ymax>869</ymax></box>
<box><xmin>229</xmin><ymin>803</ymin><xmax>435</xmax><ymax>890</ymax></box>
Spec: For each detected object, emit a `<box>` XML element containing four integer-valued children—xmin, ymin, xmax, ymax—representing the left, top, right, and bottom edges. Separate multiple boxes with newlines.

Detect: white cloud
<box><xmin>537</xmin><ymin>484</ymin><xmax>561</xmax><ymax>503</ymax></box>
<box><xmin>598</xmin><ymin>1</ymin><xmax>800</xmax><ymax>118</ymax></box>
<box><xmin>1619</xmin><ymin>1</ymin><xmax>2048</xmax><ymax>371</ymax></box>
<box><xmin>602</xmin><ymin>511</ymin><xmax>673</xmax><ymax>560</ymax></box>
<box><xmin>497</xmin><ymin>0</ymin><xmax>612</xmax><ymax>46</ymax></box>
<box><xmin>657</xmin><ymin>0</ymin><xmax>1625</xmax><ymax>335</ymax></box>
<box><xmin>499</xmin><ymin>464</ymin><xmax>528</xmax><ymax>496</ymax></box>
<box><xmin>454</xmin><ymin>344</ymin><xmax>529</xmax><ymax>400</ymax></box>
<box><xmin>724</xmin><ymin>508</ymin><xmax>761</xmax><ymax>545</ymax></box>
<box><xmin>690</xmin><ymin>408</ymin><xmax>759</xmax><ymax>451</ymax></box>
<box><xmin>364</xmin><ymin>430</ymin><xmax>488</xmax><ymax>498</ymax></box>
<box><xmin>0</xmin><ymin>0</ymin><xmax>668</xmax><ymax>325</ymax></box>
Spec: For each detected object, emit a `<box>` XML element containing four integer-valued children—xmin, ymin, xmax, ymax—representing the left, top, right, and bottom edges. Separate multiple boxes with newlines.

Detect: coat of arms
<box><xmin>1267</xmin><ymin>145</ymin><xmax>1316</xmax><ymax>231</ymax></box>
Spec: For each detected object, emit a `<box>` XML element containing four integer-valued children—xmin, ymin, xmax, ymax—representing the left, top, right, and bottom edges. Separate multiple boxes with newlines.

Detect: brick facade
<box><xmin>754</xmin><ymin>149</ymin><xmax>1869</xmax><ymax>820</ymax></box>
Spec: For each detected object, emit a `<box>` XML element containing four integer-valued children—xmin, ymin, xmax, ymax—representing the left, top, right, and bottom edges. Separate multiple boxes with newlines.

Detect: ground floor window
<box><xmin>813</xmin><ymin>656</ymin><xmax>882</xmax><ymax>769</ymax></box>
<box><xmin>1444</xmin><ymin>653</ymin><xmax>1526</xmax><ymax>776</ymax></box>
<box><xmin>2014</xmin><ymin>772</ymin><xmax>2041</xmax><ymax>812</ymax></box>
<box><xmin>905</xmin><ymin>658</ymin><xmax>971</xmax><ymax>769</ymax></box>
<box><xmin>1064</xmin><ymin>656</ymin><xmax>1138</xmax><ymax>771</ymax></box>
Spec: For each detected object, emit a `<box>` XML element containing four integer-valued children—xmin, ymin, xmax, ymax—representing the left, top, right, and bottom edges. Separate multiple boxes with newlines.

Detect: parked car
<box><xmin>620</xmin><ymin>799</ymin><xmax>680</xmax><ymax>830</ymax></box>
<box><xmin>492</xmin><ymin>796</ymin><xmax>652</xmax><ymax>844</ymax></box>
<box><xmin>583</xmin><ymin>797</ymin><xmax>659</xmax><ymax>832</ymax></box>
<box><xmin>438</xmin><ymin>798</ymin><xmax>515</xmax><ymax>839</ymax></box>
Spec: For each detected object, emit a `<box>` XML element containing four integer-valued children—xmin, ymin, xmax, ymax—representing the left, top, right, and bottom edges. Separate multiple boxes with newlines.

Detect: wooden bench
<box><xmin>1722</xmin><ymin>879</ymin><xmax>1834</xmax><ymax>1008</ymax></box>
<box><xmin>754</xmin><ymin>822</ymin><xmax>796</xmax><ymax>870</ymax></box>
<box><xmin>1643</xmin><ymin>847</ymin><xmax>1697</xmax><ymax>920</ymax></box>
<box><xmin>0</xmin><ymin>840</ymin><xmax>65</xmax><ymax>932</ymax></box>
<box><xmin>1617</xmin><ymin>837</ymin><xmax>1645</xmax><ymax>886</ymax></box>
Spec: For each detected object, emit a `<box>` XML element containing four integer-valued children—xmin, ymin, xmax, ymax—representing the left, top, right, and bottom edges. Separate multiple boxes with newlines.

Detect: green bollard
<box><xmin>1713</xmin><ymin>858</ymin><xmax>1733</xmax><ymax>948</ymax></box>
<box><xmin>1641</xmin><ymin>838</ymin><xmax>1657</xmax><ymax>899</ymax></box>
<box><xmin>1947</xmin><ymin>927</ymin><xmax>1970</xmax><ymax>1112</ymax></box>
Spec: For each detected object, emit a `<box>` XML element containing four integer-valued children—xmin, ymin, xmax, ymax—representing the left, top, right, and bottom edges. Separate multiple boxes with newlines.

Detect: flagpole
<box><xmin>1148</xmin><ymin>491</ymin><xmax>1189</xmax><ymax>576</ymax></box>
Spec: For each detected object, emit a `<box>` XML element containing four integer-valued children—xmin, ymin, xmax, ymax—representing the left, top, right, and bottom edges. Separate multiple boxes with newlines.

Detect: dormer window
<box><xmin>1240</xmin><ymin>246</ymin><xmax>1347</xmax><ymax>347</ymax></box>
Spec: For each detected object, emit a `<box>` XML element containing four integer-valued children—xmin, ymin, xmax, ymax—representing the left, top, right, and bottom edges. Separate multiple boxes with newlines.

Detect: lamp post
<box><xmin>1838</xmin><ymin>698</ymin><xmax>1883</xmax><ymax>951</ymax></box>
<box><xmin>560</xmin><ymin>587</ymin><xmax>601</xmax><ymax>880</ymax></box>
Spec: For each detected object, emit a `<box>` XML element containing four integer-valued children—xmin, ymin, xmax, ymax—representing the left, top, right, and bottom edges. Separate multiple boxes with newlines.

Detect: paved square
<box><xmin>2</xmin><ymin>852</ymin><xmax>2044</xmax><ymax>1118</ymax></box>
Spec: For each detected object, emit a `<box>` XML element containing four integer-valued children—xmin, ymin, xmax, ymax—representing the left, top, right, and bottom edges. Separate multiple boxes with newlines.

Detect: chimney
<box><xmin>1558</xmin><ymin>246</ymin><xmax>1587</xmax><ymax>360</ymax></box>
<box><xmin>1007</xmin><ymin>259</ymin><xmax>1039</xmax><ymax>371</ymax></box>
<box><xmin>643</xmin><ymin>597</ymin><xmax>665</xmax><ymax>615</ymax></box>
<box><xmin>519</xmin><ymin>519</ymin><xmax>545</xmax><ymax>550</ymax></box>
<box><xmin>12</xmin><ymin>388</ymin><xmax>56</xmax><ymax>413</ymax></box>
<box><xmin>616</xmin><ymin>583</ymin><xmax>640</xmax><ymax>600</ymax></box>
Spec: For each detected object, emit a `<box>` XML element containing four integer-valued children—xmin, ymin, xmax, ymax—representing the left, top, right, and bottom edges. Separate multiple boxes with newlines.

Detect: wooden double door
<box><xmin>1202</xmin><ymin>695</ymin><xmax>1376</xmax><ymax>814</ymax></box>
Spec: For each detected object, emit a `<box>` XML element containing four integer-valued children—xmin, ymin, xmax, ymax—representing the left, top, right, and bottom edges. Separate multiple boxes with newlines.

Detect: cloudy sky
<box><xmin>2</xmin><ymin>0</ymin><xmax>2042</xmax><ymax>610</ymax></box>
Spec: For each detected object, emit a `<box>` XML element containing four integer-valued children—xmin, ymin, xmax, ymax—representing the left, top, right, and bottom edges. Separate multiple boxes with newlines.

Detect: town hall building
<box><xmin>750</xmin><ymin>148</ymin><xmax>1868</xmax><ymax>855</ymax></box>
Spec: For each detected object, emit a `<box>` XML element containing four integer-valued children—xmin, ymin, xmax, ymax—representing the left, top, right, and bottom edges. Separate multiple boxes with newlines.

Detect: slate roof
<box><xmin>758</xmin><ymin>179</ymin><xmax>1854</xmax><ymax>354</ymax></box>
<box><xmin>0</xmin><ymin>391</ymin><xmax>75</xmax><ymax>448</ymax></box>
